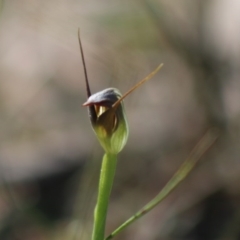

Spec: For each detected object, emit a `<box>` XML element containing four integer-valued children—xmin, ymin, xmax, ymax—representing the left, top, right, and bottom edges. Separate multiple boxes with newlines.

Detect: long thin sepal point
<box><xmin>113</xmin><ymin>63</ymin><xmax>163</xmax><ymax>109</ymax></box>
<box><xmin>78</xmin><ymin>28</ymin><xmax>91</xmax><ymax>98</ymax></box>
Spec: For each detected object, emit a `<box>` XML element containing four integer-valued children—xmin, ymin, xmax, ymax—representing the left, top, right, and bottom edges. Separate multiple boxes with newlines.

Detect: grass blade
<box><xmin>105</xmin><ymin>129</ymin><xmax>219</xmax><ymax>240</ymax></box>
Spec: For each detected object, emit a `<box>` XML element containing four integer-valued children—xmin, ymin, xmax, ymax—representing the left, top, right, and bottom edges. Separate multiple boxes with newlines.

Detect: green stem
<box><xmin>92</xmin><ymin>153</ymin><xmax>118</xmax><ymax>240</ymax></box>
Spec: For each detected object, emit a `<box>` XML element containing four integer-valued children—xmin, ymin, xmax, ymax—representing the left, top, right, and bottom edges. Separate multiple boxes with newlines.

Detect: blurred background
<box><xmin>0</xmin><ymin>0</ymin><xmax>240</xmax><ymax>239</ymax></box>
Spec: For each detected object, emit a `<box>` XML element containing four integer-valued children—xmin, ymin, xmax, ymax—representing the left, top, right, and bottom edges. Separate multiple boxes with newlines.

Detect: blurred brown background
<box><xmin>0</xmin><ymin>0</ymin><xmax>240</xmax><ymax>240</ymax></box>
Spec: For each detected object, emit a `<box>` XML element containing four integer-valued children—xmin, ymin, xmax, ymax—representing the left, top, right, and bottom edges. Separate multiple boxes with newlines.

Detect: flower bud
<box><xmin>83</xmin><ymin>88</ymin><xmax>129</xmax><ymax>154</ymax></box>
<box><xmin>79</xmin><ymin>29</ymin><xmax>162</xmax><ymax>154</ymax></box>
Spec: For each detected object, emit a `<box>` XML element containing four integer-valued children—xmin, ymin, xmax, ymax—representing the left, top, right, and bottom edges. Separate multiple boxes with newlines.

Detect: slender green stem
<box><xmin>105</xmin><ymin>129</ymin><xmax>218</xmax><ymax>240</ymax></box>
<box><xmin>92</xmin><ymin>153</ymin><xmax>118</xmax><ymax>240</ymax></box>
